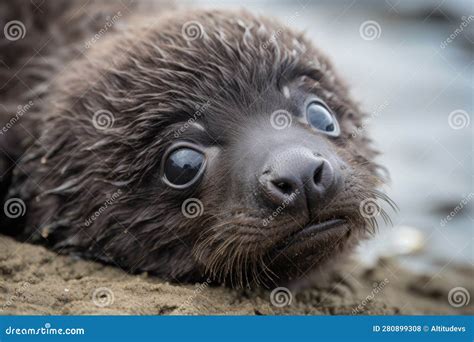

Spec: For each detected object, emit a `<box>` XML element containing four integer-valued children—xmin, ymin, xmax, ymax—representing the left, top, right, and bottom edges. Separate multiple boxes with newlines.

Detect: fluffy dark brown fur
<box><xmin>0</xmin><ymin>0</ymin><xmax>394</xmax><ymax>288</ymax></box>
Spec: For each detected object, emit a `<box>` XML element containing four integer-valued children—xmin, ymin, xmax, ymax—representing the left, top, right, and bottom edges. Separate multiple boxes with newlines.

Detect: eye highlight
<box><xmin>306</xmin><ymin>102</ymin><xmax>340</xmax><ymax>137</ymax></box>
<box><xmin>162</xmin><ymin>144</ymin><xmax>206</xmax><ymax>188</ymax></box>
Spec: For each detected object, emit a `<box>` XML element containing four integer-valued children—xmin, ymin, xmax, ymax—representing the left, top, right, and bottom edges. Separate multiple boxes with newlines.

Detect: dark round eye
<box><xmin>306</xmin><ymin>102</ymin><xmax>339</xmax><ymax>136</ymax></box>
<box><xmin>163</xmin><ymin>147</ymin><xmax>205</xmax><ymax>188</ymax></box>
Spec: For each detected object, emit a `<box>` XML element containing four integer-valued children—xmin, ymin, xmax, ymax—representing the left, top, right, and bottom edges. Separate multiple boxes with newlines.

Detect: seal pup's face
<box><xmin>19</xmin><ymin>9</ymin><xmax>394</xmax><ymax>288</ymax></box>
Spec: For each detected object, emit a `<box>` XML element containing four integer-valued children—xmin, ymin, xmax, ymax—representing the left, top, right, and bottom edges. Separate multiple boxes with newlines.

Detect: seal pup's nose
<box><xmin>258</xmin><ymin>147</ymin><xmax>339</xmax><ymax>215</ymax></box>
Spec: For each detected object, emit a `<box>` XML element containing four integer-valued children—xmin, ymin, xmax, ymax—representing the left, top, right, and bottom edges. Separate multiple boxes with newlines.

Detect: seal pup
<box><xmin>0</xmin><ymin>1</ymin><xmax>395</xmax><ymax>288</ymax></box>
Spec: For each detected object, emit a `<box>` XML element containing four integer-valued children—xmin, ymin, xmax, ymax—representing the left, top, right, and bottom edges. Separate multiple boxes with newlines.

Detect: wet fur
<box><xmin>0</xmin><ymin>1</ymin><xmax>394</xmax><ymax>288</ymax></box>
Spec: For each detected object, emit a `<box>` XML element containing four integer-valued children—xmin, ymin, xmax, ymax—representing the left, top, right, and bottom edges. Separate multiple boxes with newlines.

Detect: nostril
<box><xmin>313</xmin><ymin>163</ymin><xmax>324</xmax><ymax>185</ymax></box>
<box><xmin>271</xmin><ymin>179</ymin><xmax>294</xmax><ymax>195</ymax></box>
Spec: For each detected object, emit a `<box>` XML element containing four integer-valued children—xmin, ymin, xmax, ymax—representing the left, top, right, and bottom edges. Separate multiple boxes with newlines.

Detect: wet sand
<box><xmin>1</xmin><ymin>235</ymin><xmax>472</xmax><ymax>315</ymax></box>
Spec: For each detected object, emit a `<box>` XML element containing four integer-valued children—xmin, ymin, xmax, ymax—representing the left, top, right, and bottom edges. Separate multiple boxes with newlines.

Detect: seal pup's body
<box><xmin>0</xmin><ymin>0</ymin><xmax>393</xmax><ymax>288</ymax></box>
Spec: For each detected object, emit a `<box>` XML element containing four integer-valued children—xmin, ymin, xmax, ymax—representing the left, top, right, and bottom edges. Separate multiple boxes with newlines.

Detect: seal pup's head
<box><xmin>15</xmin><ymin>9</ymin><xmax>394</xmax><ymax>287</ymax></box>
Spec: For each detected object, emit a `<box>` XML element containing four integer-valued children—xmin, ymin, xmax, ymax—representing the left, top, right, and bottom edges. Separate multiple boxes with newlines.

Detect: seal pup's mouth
<box><xmin>289</xmin><ymin>219</ymin><xmax>347</xmax><ymax>240</ymax></box>
<box><xmin>273</xmin><ymin>218</ymin><xmax>348</xmax><ymax>257</ymax></box>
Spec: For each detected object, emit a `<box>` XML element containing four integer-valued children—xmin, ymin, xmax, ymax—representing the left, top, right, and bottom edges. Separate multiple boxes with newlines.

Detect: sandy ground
<box><xmin>1</xmin><ymin>235</ymin><xmax>472</xmax><ymax>315</ymax></box>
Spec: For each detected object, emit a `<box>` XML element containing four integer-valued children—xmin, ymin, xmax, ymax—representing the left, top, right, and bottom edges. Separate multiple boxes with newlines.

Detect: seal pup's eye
<box><xmin>306</xmin><ymin>102</ymin><xmax>340</xmax><ymax>137</ymax></box>
<box><xmin>162</xmin><ymin>145</ymin><xmax>206</xmax><ymax>188</ymax></box>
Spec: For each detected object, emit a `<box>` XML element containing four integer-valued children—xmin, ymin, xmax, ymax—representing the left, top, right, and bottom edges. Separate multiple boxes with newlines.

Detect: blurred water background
<box><xmin>193</xmin><ymin>0</ymin><xmax>473</xmax><ymax>272</ymax></box>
